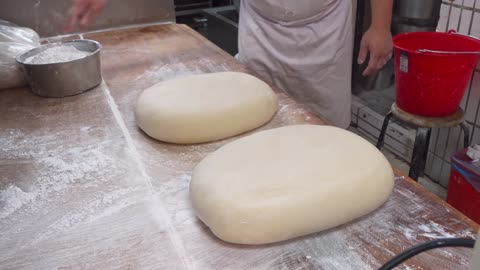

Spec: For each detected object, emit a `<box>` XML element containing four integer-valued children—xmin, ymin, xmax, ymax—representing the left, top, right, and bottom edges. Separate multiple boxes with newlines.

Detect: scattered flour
<box><xmin>32</xmin><ymin>187</ymin><xmax>141</xmax><ymax>242</ymax></box>
<box><xmin>180</xmin><ymin>174</ymin><xmax>191</xmax><ymax>188</ymax></box>
<box><xmin>133</xmin><ymin>58</ymin><xmax>232</xmax><ymax>84</ymax></box>
<box><xmin>401</xmin><ymin>226</ymin><xmax>417</xmax><ymax>241</ymax></box>
<box><xmin>399</xmin><ymin>220</ymin><xmax>475</xmax><ymax>241</ymax></box>
<box><xmin>135</xmin><ymin>63</ymin><xmax>201</xmax><ymax>83</ymax></box>
<box><xmin>0</xmin><ymin>140</ymin><xmax>117</xmax><ymax>221</ymax></box>
<box><xmin>0</xmin><ymin>185</ymin><xmax>35</xmax><ymax>219</ymax></box>
<box><xmin>297</xmin><ymin>231</ymin><xmax>371</xmax><ymax>270</ymax></box>
<box><xmin>24</xmin><ymin>45</ymin><xmax>90</xmax><ymax>64</ymax></box>
<box><xmin>417</xmin><ymin>221</ymin><xmax>472</xmax><ymax>239</ymax></box>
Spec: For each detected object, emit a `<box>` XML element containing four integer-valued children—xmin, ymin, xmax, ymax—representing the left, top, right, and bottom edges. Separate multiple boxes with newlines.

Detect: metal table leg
<box><xmin>377</xmin><ymin>112</ymin><xmax>394</xmax><ymax>149</ymax></box>
<box><xmin>408</xmin><ymin>128</ymin><xmax>432</xmax><ymax>181</ymax></box>
<box><xmin>460</xmin><ymin>122</ymin><xmax>470</xmax><ymax>148</ymax></box>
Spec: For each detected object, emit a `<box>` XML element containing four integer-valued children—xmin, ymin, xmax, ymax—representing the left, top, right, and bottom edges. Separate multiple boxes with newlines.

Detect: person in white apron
<box><xmin>65</xmin><ymin>0</ymin><xmax>393</xmax><ymax>128</ymax></box>
<box><xmin>238</xmin><ymin>1</ymin><xmax>393</xmax><ymax>128</ymax></box>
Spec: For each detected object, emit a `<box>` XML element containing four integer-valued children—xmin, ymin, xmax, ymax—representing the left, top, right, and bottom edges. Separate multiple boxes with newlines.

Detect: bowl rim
<box><xmin>16</xmin><ymin>39</ymin><xmax>102</xmax><ymax>66</ymax></box>
<box><xmin>393</xmin><ymin>31</ymin><xmax>480</xmax><ymax>56</ymax></box>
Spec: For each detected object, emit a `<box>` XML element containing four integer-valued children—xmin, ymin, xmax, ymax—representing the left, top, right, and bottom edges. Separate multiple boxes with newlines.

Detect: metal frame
<box><xmin>377</xmin><ymin>112</ymin><xmax>470</xmax><ymax>181</ymax></box>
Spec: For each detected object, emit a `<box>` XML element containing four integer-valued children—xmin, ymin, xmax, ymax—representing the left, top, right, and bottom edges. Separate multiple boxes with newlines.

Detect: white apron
<box><xmin>238</xmin><ymin>0</ymin><xmax>353</xmax><ymax>128</ymax></box>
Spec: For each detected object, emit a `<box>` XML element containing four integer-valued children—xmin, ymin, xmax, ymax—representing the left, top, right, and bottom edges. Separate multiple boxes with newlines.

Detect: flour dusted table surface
<box><xmin>0</xmin><ymin>24</ymin><xmax>478</xmax><ymax>270</ymax></box>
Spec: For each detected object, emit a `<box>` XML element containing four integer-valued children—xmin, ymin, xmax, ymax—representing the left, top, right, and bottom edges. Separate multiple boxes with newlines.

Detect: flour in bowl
<box><xmin>24</xmin><ymin>45</ymin><xmax>90</xmax><ymax>64</ymax></box>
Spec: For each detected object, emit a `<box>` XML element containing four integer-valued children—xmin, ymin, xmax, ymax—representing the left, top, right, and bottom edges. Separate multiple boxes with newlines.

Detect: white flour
<box><xmin>24</xmin><ymin>45</ymin><xmax>90</xmax><ymax>64</ymax></box>
<box><xmin>301</xmin><ymin>232</ymin><xmax>371</xmax><ymax>270</ymax></box>
<box><xmin>417</xmin><ymin>221</ymin><xmax>468</xmax><ymax>239</ymax></box>
<box><xmin>0</xmin><ymin>185</ymin><xmax>35</xmax><ymax>219</ymax></box>
<box><xmin>101</xmin><ymin>83</ymin><xmax>193</xmax><ymax>270</ymax></box>
<box><xmin>132</xmin><ymin>58</ymin><xmax>232</xmax><ymax>85</ymax></box>
<box><xmin>0</xmin><ymin>146</ymin><xmax>116</xmax><ymax>221</ymax></box>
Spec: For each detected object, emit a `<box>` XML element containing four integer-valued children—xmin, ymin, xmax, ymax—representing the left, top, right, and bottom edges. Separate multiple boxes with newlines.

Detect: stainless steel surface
<box><xmin>418</xmin><ymin>48</ymin><xmax>480</xmax><ymax>54</ymax></box>
<box><xmin>17</xmin><ymin>40</ymin><xmax>102</xmax><ymax>98</ymax></box>
<box><xmin>358</xmin><ymin>60</ymin><xmax>395</xmax><ymax>92</ymax></box>
<box><xmin>0</xmin><ymin>0</ymin><xmax>175</xmax><ymax>37</ymax></box>
<box><xmin>392</xmin><ymin>0</ymin><xmax>441</xmax><ymax>35</ymax></box>
<box><xmin>393</xmin><ymin>0</ymin><xmax>442</xmax><ymax>20</ymax></box>
<box><xmin>392</xmin><ymin>24</ymin><xmax>437</xmax><ymax>35</ymax></box>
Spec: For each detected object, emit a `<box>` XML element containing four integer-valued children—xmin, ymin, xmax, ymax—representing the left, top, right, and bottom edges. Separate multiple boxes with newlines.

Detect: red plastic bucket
<box><xmin>393</xmin><ymin>31</ymin><xmax>480</xmax><ymax>117</ymax></box>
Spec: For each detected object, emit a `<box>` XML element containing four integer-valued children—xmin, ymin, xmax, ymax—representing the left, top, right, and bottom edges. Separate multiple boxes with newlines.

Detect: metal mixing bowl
<box><xmin>16</xmin><ymin>39</ymin><xmax>102</xmax><ymax>98</ymax></box>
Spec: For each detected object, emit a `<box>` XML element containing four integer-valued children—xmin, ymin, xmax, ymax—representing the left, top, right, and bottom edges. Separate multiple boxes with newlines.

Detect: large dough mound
<box><xmin>135</xmin><ymin>72</ymin><xmax>278</xmax><ymax>144</ymax></box>
<box><xmin>190</xmin><ymin>125</ymin><xmax>394</xmax><ymax>245</ymax></box>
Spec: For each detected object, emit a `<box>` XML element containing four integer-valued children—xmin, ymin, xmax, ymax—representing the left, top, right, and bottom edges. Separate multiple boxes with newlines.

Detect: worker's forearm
<box><xmin>370</xmin><ymin>0</ymin><xmax>393</xmax><ymax>32</ymax></box>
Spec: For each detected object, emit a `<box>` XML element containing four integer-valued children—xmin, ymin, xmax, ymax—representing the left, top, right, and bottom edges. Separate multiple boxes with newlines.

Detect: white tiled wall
<box><xmin>438</xmin><ymin>0</ymin><xmax>480</xmax><ymax>35</ymax></box>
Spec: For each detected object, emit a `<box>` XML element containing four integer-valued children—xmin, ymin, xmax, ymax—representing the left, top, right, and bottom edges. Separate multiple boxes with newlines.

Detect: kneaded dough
<box><xmin>190</xmin><ymin>125</ymin><xmax>394</xmax><ymax>245</ymax></box>
<box><xmin>135</xmin><ymin>72</ymin><xmax>278</xmax><ymax>144</ymax></box>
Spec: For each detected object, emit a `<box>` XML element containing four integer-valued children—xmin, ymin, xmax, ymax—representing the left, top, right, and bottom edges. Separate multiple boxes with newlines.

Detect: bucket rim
<box><xmin>393</xmin><ymin>31</ymin><xmax>480</xmax><ymax>55</ymax></box>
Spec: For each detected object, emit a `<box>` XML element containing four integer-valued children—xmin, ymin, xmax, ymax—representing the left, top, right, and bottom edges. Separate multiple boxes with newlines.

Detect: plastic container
<box><xmin>393</xmin><ymin>31</ymin><xmax>480</xmax><ymax>117</ymax></box>
<box><xmin>446</xmin><ymin>148</ymin><xmax>480</xmax><ymax>223</ymax></box>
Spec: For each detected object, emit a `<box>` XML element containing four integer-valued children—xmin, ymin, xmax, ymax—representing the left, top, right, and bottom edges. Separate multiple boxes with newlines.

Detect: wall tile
<box><xmin>429</xmin><ymin>155</ymin><xmax>445</xmax><ymax>181</ymax></box>
<box><xmin>440</xmin><ymin>161</ymin><xmax>453</xmax><ymax>187</ymax></box>
<box><xmin>464</xmin><ymin>72</ymin><xmax>480</xmax><ymax>123</ymax></box>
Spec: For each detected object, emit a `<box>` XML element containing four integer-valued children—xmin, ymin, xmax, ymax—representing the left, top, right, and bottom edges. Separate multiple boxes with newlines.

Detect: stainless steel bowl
<box><xmin>16</xmin><ymin>39</ymin><xmax>102</xmax><ymax>98</ymax></box>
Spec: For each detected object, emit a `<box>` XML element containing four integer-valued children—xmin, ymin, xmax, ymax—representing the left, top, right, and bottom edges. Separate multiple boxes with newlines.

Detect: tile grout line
<box><xmin>101</xmin><ymin>82</ymin><xmax>193</xmax><ymax>270</ymax></box>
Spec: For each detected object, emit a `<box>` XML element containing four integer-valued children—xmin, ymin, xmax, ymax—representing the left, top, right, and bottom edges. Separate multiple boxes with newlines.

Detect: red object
<box><xmin>393</xmin><ymin>31</ymin><xmax>480</xmax><ymax>117</ymax></box>
<box><xmin>446</xmin><ymin>148</ymin><xmax>480</xmax><ymax>224</ymax></box>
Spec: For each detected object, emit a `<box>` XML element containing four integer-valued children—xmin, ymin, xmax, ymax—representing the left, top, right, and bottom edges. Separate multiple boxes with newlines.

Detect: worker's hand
<box><xmin>64</xmin><ymin>0</ymin><xmax>107</xmax><ymax>33</ymax></box>
<box><xmin>358</xmin><ymin>27</ymin><xmax>393</xmax><ymax>76</ymax></box>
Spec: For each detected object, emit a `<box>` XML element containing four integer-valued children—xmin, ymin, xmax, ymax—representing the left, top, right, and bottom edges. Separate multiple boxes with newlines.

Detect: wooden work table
<box><xmin>0</xmin><ymin>24</ymin><xmax>478</xmax><ymax>269</ymax></box>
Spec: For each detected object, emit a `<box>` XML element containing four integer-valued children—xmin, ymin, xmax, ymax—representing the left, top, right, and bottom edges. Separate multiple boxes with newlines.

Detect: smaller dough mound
<box><xmin>190</xmin><ymin>125</ymin><xmax>394</xmax><ymax>245</ymax></box>
<box><xmin>135</xmin><ymin>72</ymin><xmax>278</xmax><ymax>144</ymax></box>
